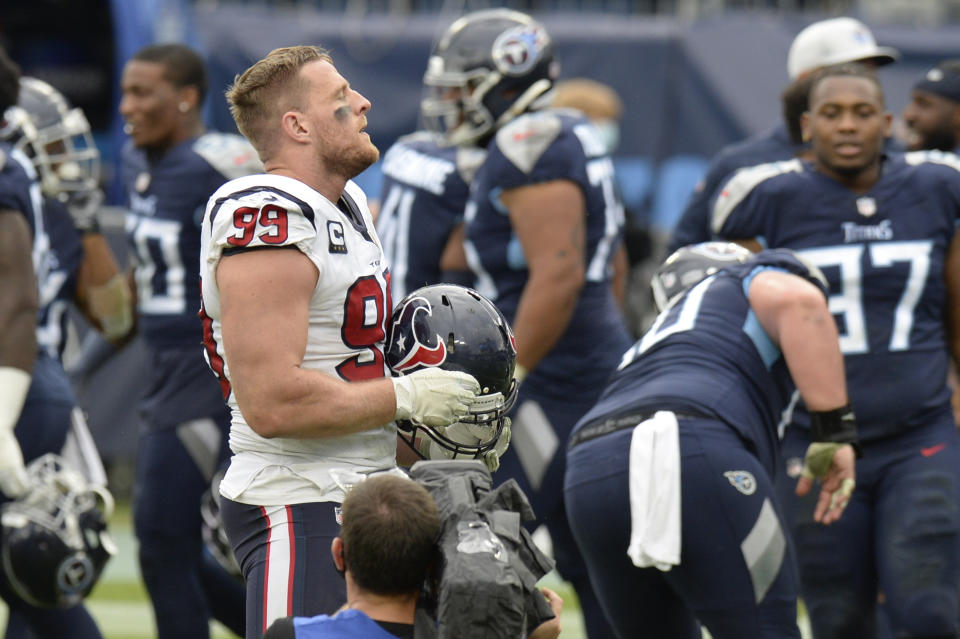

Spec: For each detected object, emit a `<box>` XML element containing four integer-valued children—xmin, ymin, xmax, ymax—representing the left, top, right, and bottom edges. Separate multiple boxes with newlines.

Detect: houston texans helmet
<box><xmin>0</xmin><ymin>454</ymin><xmax>116</xmax><ymax>608</ymax></box>
<box><xmin>651</xmin><ymin>242</ymin><xmax>754</xmax><ymax>311</ymax></box>
<box><xmin>0</xmin><ymin>77</ymin><xmax>100</xmax><ymax>205</ymax></box>
<box><xmin>386</xmin><ymin>284</ymin><xmax>518</xmax><ymax>458</ymax></box>
<box><xmin>421</xmin><ymin>8</ymin><xmax>559</xmax><ymax>146</ymax></box>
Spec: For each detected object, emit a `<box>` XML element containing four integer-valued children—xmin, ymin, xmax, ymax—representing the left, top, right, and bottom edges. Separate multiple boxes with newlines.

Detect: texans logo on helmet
<box><xmin>389</xmin><ymin>296</ymin><xmax>447</xmax><ymax>372</ymax></box>
<box><xmin>492</xmin><ymin>25</ymin><xmax>548</xmax><ymax>76</ymax></box>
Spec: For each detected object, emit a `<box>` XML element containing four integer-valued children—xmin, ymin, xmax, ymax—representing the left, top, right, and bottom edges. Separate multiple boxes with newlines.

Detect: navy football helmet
<box><xmin>386</xmin><ymin>284</ymin><xmax>518</xmax><ymax>458</ymax></box>
<box><xmin>0</xmin><ymin>454</ymin><xmax>115</xmax><ymax>608</ymax></box>
<box><xmin>651</xmin><ymin>242</ymin><xmax>754</xmax><ymax>311</ymax></box>
<box><xmin>0</xmin><ymin>77</ymin><xmax>100</xmax><ymax>205</ymax></box>
<box><xmin>421</xmin><ymin>8</ymin><xmax>558</xmax><ymax>146</ymax></box>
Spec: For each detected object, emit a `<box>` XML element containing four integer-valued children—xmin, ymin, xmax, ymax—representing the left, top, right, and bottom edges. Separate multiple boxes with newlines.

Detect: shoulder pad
<box><xmin>904</xmin><ymin>150</ymin><xmax>960</xmax><ymax>173</ymax></box>
<box><xmin>398</xmin><ymin>131</ymin><xmax>437</xmax><ymax>146</ymax></box>
<box><xmin>193</xmin><ymin>132</ymin><xmax>263</xmax><ymax>181</ymax></box>
<box><xmin>456</xmin><ymin>146</ymin><xmax>486</xmax><ymax>184</ymax></box>
<box><xmin>495</xmin><ymin>112</ymin><xmax>563</xmax><ymax>174</ymax></box>
<box><xmin>711</xmin><ymin>159</ymin><xmax>803</xmax><ymax>234</ymax></box>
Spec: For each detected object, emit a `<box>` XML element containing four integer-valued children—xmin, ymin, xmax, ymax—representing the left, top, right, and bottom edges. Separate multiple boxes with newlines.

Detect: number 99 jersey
<box><xmin>199</xmin><ymin>173</ymin><xmax>395</xmax><ymax>504</ymax></box>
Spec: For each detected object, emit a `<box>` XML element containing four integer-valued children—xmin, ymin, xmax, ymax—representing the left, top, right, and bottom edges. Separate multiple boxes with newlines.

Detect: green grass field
<box><xmin>0</xmin><ymin>502</ymin><xmax>813</xmax><ymax>638</ymax></box>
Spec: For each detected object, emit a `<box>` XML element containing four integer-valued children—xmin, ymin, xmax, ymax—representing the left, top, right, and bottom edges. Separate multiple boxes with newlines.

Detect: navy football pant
<box><xmin>777</xmin><ymin>417</ymin><xmax>960</xmax><ymax>639</ymax></box>
<box><xmin>565</xmin><ymin>418</ymin><xmax>802</xmax><ymax>639</ymax></box>
<box><xmin>134</xmin><ymin>422</ymin><xmax>244</xmax><ymax>639</ymax></box>
<box><xmin>220</xmin><ymin>498</ymin><xmax>344</xmax><ymax>639</ymax></box>
<box><xmin>497</xmin><ymin>389</ymin><xmax>614</xmax><ymax>639</ymax></box>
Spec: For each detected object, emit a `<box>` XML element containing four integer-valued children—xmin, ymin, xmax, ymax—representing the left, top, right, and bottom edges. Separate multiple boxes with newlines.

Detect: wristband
<box><xmin>809</xmin><ymin>403</ymin><xmax>862</xmax><ymax>458</ymax></box>
<box><xmin>0</xmin><ymin>367</ymin><xmax>31</xmax><ymax>435</ymax></box>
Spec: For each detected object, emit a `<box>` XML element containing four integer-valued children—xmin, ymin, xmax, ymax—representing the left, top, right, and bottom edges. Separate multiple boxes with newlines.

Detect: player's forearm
<box><xmin>776</xmin><ymin>292</ymin><xmax>848</xmax><ymax>411</ymax></box>
<box><xmin>512</xmin><ymin>264</ymin><xmax>583</xmax><ymax>372</ymax></box>
<box><xmin>231</xmin><ymin>366</ymin><xmax>397</xmax><ymax>439</ymax></box>
<box><xmin>0</xmin><ymin>213</ymin><xmax>38</xmax><ymax>372</ymax></box>
<box><xmin>76</xmin><ymin>235</ymin><xmax>134</xmax><ymax>342</ymax></box>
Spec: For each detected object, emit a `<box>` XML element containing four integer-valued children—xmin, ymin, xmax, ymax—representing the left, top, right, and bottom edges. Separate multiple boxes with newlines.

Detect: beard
<box><xmin>337</xmin><ymin>139</ymin><xmax>380</xmax><ymax>180</ymax></box>
<box><xmin>918</xmin><ymin>124</ymin><xmax>958</xmax><ymax>152</ymax></box>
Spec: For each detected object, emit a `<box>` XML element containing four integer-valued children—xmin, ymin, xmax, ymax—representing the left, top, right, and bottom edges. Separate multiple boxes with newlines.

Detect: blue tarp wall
<box><xmin>109</xmin><ymin>4</ymin><xmax>960</xmax><ymax>232</ymax></box>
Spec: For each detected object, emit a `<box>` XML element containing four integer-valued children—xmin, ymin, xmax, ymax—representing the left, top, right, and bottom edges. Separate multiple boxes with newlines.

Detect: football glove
<box><xmin>416</xmin><ymin>418</ymin><xmax>512</xmax><ymax>473</ymax></box>
<box><xmin>66</xmin><ymin>188</ymin><xmax>104</xmax><ymax>234</ymax></box>
<box><xmin>0</xmin><ymin>367</ymin><xmax>30</xmax><ymax>499</ymax></box>
<box><xmin>0</xmin><ymin>430</ymin><xmax>28</xmax><ymax>499</ymax></box>
<box><xmin>392</xmin><ymin>368</ymin><xmax>480</xmax><ymax>428</ymax></box>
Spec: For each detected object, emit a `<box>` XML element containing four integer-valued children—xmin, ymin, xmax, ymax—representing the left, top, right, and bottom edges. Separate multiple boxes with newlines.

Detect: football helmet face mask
<box><xmin>386</xmin><ymin>284</ymin><xmax>518</xmax><ymax>458</ymax></box>
<box><xmin>0</xmin><ymin>77</ymin><xmax>100</xmax><ymax>205</ymax></box>
<box><xmin>421</xmin><ymin>9</ymin><xmax>558</xmax><ymax>146</ymax></box>
<box><xmin>651</xmin><ymin>242</ymin><xmax>754</xmax><ymax>311</ymax></box>
<box><xmin>0</xmin><ymin>454</ymin><xmax>116</xmax><ymax>609</ymax></box>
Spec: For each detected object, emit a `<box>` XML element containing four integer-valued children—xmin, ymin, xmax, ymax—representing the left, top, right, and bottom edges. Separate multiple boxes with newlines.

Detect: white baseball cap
<box><xmin>787</xmin><ymin>17</ymin><xmax>899</xmax><ymax>80</ymax></box>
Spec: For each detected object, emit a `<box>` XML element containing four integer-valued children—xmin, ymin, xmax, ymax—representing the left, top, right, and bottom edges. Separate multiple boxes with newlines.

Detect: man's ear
<box><xmin>281</xmin><ymin>111</ymin><xmax>309</xmax><ymax>143</ymax></box>
<box><xmin>178</xmin><ymin>85</ymin><xmax>201</xmax><ymax>113</ymax></box>
<box><xmin>331</xmin><ymin>537</ymin><xmax>346</xmax><ymax>574</ymax></box>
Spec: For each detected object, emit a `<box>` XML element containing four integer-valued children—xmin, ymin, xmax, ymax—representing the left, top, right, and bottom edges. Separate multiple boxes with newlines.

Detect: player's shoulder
<box><xmin>493</xmin><ymin>108</ymin><xmax>575</xmax><ymax>174</ymax></box>
<box><xmin>711</xmin><ymin>159</ymin><xmax>805</xmax><ymax>233</ymax></box>
<box><xmin>741</xmin><ymin>249</ymin><xmax>829</xmax><ymax>296</ymax></box>
<box><xmin>901</xmin><ymin>150</ymin><xmax>960</xmax><ymax>179</ymax></box>
<box><xmin>192</xmin><ymin>132</ymin><xmax>263</xmax><ymax>181</ymax></box>
<box><xmin>711</xmin><ymin>131</ymin><xmax>795</xmax><ymax>178</ymax></box>
<box><xmin>381</xmin><ymin>131</ymin><xmax>462</xmax><ymax>194</ymax></box>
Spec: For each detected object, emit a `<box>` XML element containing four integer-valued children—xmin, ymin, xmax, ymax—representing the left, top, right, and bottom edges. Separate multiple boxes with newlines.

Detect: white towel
<box><xmin>626</xmin><ymin>410</ymin><xmax>682</xmax><ymax>571</ymax></box>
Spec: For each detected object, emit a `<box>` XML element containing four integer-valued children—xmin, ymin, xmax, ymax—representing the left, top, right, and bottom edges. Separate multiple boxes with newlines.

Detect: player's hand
<box><xmin>0</xmin><ymin>430</ymin><xmax>29</xmax><ymax>499</ymax></box>
<box><xmin>67</xmin><ymin>188</ymin><xmax>104</xmax><ymax>233</ymax></box>
<box><xmin>795</xmin><ymin>442</ymin><xmax>856</xmax><ymax>525</ymax></box>
<box><xmin>529</xmin><ymin>587</ymin><xmax>563</xmax><ymax>639</ymax></box>
<box><xmin>392</xmin><ymin>368</ymin><xmax>480</xmax><ymax>428</ymax></box>
<box><xmin>423</xmin><ymin>417</ymin><xmax>512</xmax><ymax>472</ymax></box>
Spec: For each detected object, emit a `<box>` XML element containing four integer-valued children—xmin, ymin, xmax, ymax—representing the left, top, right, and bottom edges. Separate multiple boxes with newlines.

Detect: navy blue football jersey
<box><xmin>713</xmin><ymin>152</ymin><xmax>960</xmax><ymax>440</ymax></box>
<box><xmin>376</xmin><ymin>132</ymin><xmax>484</xmax><ymax>300</ymax></box>
<box><xmin>0</xmin><ymin>147</ymin><xmax>80</xmax><ymax>360</ymax></box>
<box><xmin>465</xmin><ymin>108</ymin><xmax>630</xmax><ymax>393</ymax></box>
<box><xmin>575</xmin><ymin>250</ymin><xmax>827</xmax><ymax>473</ymax></box>
<box><xmin>35</xmin><ymin>196</ymin><xmax>82</xmax><ymax>360</ymax></box>
<box><xmin>0</xmin><ymin>144</ymin><xmax>40</xmax><ymax>229</ymax></box>
<box><xmin>668</xmin><ymin>123</ymin><xmax>799</xmax><ymax>254</ymax></box>
<box><xmin>123</xmin><ymin>132</ymin><xmax>260</xmax><ymax>349</ymax></box>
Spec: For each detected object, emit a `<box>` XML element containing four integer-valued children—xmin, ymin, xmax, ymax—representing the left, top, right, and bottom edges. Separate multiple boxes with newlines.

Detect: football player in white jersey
<box><xmin>199</xmin><ymin>45</ymin><xmax>481</xmax><ymax>639</ymax></box>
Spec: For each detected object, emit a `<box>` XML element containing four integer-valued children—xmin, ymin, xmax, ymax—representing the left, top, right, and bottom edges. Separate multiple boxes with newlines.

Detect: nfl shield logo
<box><xmin>856</xmin><ymin>197</ymin><xmax>876</xmax><ymax>217</ymax></box>
<box><xmin>334</xmin><ymin>506</ymin><xmax>343</xmax><ymax>526</ymax></box>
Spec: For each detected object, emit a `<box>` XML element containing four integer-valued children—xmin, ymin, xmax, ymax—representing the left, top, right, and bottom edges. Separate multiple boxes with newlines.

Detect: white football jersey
<box><xmin>200</xmin><ymin>173</ymin><xmax>396</xmax><ymax>505</ymax></box>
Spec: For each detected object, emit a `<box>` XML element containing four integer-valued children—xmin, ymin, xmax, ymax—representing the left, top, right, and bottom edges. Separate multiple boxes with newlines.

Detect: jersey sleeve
<box><xmin>710</xmin><ymin>159</ymin><xmax>802</xmax><ymax>240</ymax></box>
<box><xmin>489</xmin><ymin>112</ymin><xmax>580</xmax><ymax>190</ymax></box>
<box><xmin>193</xmin><ymin>133</ymin><xmax>264</xmax><ymax>181</ymax></box>
<box><xmin>207</xmin><ymin>185</ymin><xmax>319</xmax><ymax>260</ymax></box>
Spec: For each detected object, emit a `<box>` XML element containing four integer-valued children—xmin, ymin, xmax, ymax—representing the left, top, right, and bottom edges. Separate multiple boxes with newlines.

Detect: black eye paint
<box><xmin>334</xmin><ymin>106</ymin><xmax>351</xmax><ymax>121</ymax></box>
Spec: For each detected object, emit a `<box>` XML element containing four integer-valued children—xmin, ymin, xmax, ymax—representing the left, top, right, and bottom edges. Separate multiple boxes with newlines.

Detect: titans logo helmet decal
<box><xmin>492</xmin><ymin>25</ymin><xmax>549</xmax><ymax>76</ymax></box>
<box><xmin>388</xmin><ymin>296</ymin><xmax>447</xmax><ymax>372</ymax></box>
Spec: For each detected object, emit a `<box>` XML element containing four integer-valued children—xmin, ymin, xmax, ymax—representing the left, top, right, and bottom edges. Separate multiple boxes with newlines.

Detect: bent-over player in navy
<box><xmin>424</xmin><ymin>10</ymin><xmax>631</xmax><ymax>637</ymax></box>
<box><xmin>713</xmin><ymin>63</ymin><xmax>960</xmax><ymax>638</ymax></box>
<box><xmin>564</xmin><ymin>244</ymin><xmax>858</xmax><ymax>639</ymax></box>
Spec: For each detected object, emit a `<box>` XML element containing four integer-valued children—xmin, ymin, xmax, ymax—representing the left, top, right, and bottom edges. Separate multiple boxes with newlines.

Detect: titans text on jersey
<box><xmin>712</xmin><ymin>151</ymin><xmax>960</xmax><ymax>441</ymax></box>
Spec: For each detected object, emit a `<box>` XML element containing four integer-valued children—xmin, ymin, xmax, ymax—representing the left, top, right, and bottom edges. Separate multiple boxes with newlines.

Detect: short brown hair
<box><xmin>226</xmin><ymin>45</ymin><xmax>333</xmax><ymax>158</ymax></box>
<box><xmin>340</xmin><ymin>474</ymin><xmax>439</xmax><ymax>596</ymax></box>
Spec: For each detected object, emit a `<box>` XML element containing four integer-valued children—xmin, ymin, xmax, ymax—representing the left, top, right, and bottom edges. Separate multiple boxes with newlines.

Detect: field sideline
<box><xmin>0</xmin><ymin>503</ymin><xmax>815</xmax><ymax>638</ymax></box>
